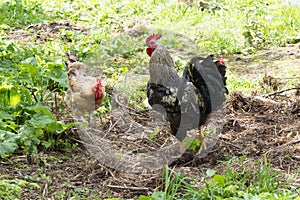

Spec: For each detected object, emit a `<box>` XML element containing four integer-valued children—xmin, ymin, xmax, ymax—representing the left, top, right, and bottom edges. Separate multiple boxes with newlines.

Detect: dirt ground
<box><xmin>1</xmin><ymin>23</ymin><xmax>300</xmax><ymax>198</ymax></box>
<box><xmin>1</xmin><ymin>90</ymin><xmax>298</xmax><ymax>199</ymax></box>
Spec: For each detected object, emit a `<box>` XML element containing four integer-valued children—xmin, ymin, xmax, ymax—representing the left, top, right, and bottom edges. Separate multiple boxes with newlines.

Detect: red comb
<box><xmin>96</xmin><ymin>78</ymin><xmax>102</xmax><ymax>88</ymax></box>
<box><xmin>94</xmin><ymin>78</ymin><xmax>102</xmax><ymax>99</ymax></box>
<box><xmin>217</xmin><ymin>57</ymin><xmax>225</xmax><ymax>65</ymax></box>
<box><xmin>146</xmin><ymin>33</ymin><xmax>162</xmax><ymax>46</ymax></box>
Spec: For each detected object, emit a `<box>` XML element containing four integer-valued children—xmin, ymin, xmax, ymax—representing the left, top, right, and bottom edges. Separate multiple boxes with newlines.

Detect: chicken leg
<box><xmin>197</xmin><ymin>126</ymin><xmax>206</xmax><ymax>155</ymax></box>
<box><xmin>179</xmin><ymin>141</ymin><xmax>185</xmax><ymax>154</ymax></box>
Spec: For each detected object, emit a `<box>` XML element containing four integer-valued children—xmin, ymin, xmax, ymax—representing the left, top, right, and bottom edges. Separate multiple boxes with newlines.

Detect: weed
<box><xmin>0</xmin><ymin>177</ymin><xmax>39</xmax><ymax>200</ymax></box>
<box><xmin>143</xmin><ymin>157</ymin><xmax>299</xmax><ymax>199</ymax></box>
<box><xmin>151</xmin><ymin>166</ymin><xmax>190</xmax><ymax>199</ymax></box>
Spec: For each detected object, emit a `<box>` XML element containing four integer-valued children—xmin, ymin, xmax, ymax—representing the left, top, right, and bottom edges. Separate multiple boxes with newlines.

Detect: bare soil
<box><xmin>1</xmin><ymin>89</ymin><xmax>299</xmax><ymax>199</ymax></box>
<box><xmin>1</xmin><ymin>22</ymin><xmax>300</xmax><ymax>199</ymax></box>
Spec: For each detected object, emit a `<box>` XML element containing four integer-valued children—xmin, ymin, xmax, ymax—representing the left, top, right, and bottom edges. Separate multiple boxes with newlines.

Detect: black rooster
<box><xmin>146</xmin><ymin>33</ymin><xmax>228</xmax><ymax>153</ymax></box>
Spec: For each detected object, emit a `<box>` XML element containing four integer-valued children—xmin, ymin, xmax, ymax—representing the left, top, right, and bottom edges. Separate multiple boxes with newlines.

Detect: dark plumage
<box><xmin>146</xmin><ymin>33</ymin><xmax>228</xmax><ymax>153</ymax></box>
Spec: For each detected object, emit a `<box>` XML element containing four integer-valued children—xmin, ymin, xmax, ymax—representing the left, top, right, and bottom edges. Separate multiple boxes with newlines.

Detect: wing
<box><xmin>178</xmin><ymin>73</ymin><xmax>209</xmax><ymax>130</ymax></box>
<box><xmin>186</xmin><ymin>56</ymin><xmax>227</xmax><ymax>112</ymax></box>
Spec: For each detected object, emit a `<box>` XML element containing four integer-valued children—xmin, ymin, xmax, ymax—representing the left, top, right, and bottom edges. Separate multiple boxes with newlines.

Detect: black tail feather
<box><xmin>184</xmin><ymin>56</ymin><xmax>228</xmax><ymax>112</ymax></box>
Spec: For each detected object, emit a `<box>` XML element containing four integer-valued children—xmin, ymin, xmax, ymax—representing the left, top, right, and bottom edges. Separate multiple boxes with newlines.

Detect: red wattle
<box><xmin>146</xmin><ymin>48</ymin><xmax>155</xmax><ymax>57</ymax></box>
<box><xmin>217</xmin><ymin>58</ymin><xmax>225</xmax><ymax>65</ymax></box>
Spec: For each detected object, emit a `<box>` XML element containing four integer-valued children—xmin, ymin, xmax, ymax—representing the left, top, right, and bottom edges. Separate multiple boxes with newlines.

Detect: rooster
<box><xmin>65</xmin><ymin>52</ymin><xmax>105</xmax><ymax>116</ymax></box>
<box><xmin>146</xmin><ymin>33</ymin><xmax>228</xmax><ymax>153</ymax></box>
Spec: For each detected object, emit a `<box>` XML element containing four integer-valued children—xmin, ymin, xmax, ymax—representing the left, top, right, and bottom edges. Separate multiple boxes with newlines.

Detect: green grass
<box><xmin>0</xmin><ymin>0</ymin><xmax>300</xmax><ymax>199</ymax></box>
<box><xmin>142</xmin><ymin>157</ymin><xmax>300</xmax><ymax>200</ymax></box>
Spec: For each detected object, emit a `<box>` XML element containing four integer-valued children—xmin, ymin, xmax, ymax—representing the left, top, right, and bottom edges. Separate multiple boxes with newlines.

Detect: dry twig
<box><xmin>107</xmin><ymin>184</ymin><xmax>149</xmax><ymax>190</ymax></box>
<box><xmin>266</xmin><ymin>139</ymin><xmax>300</xmax><ymax>154</ymax></box>
<box><xmin>206</xmin><ymin>135</ymin><xmax>243</xmax><ymax>150</ymax></box>
<box><xmin>262</xmin><ymin>87</ymin><xmax>300</xmax><ymax>97</ymax></box>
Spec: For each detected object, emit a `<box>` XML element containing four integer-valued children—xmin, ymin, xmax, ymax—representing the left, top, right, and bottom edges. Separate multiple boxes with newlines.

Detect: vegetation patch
<box><xmin>0</xmin><ymin>0</ymin><xmax>299</xmax><ymax>199</ymax></box>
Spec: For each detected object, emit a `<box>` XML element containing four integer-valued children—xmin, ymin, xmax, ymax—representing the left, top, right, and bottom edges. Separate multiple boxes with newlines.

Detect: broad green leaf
<box><xmin>42</xmin><ymin>140</ymin><xmax>52</xmax><ymax>149</ymax></box>
<box><xmin>213</xmin><ymin>174</ymin><xmax>225</xmax><ymax>185</ymax></box>
<box><xmin>0</xmin><ymin>130</ymin><xmax>19</xmax><ymax>158</ymax></box>
<box><xmin>55</xmin><ymin>121</ymin><xmax>75</xmax><ymax>134</ymax></box>
<box><xmin>19</xmin><ymin>64</ymin><xmax>39</xmax><ymax>84</ymax></box>
<box><xmin>0</xmin><ymin>84</ymin><xmax>13</xmax><ymax>92</ymax></box>
<box><xmin>45</xmin><ymin>65</ymin><xmax>68</xmax><ymax>88</ymax></box>
<box><xmin>0</xmin><ymin>141</ymin><xmax>18</xmax><ymax>158</ymax></box>
<box><xmin>0</xmin><ymin>111</ymin><xmax>12</xmax><ymax>120</ymax></box>
<box><xmin>151</xmin><ymin>191</ymin><xmax>165</xmax><ymax>200</ymax></box>
<box><xmin>0</xmin><ymin>130</ymin><xmax>19</xmax><ymax>142</ymax></box>
<box><xmin>28</xmin><ymin>113</ymin><xmax>56</xmax><ymax>128</ymax></box>
<box><xmin>9</xmin><ymin>91</ymin><xmax>21</xmax><ymax>106</ymax></box>
<box><xmin>6</xmin><ymin>43</ymin><xmax>17</xmax><ymax>53</ymax></box>
<box><xmin>206</xmin><ymin>169</ymin><xmax>216</xmax><ymax>177</ymax></box>
<box><xmin>21</xmin><ymin>57</ymin><xmax>37</xmax><ymax>65</ymax></box>
<box><xmin>28</xmin><ymin>105</ymin><xmax>56</xmax><ymax>121</ymax></box>
<box><xmin>184</xmin><ymin>138</ymin><xmax>200</xmax><ymax>151</ymax></box>
<box><xmin>45</xmin><ymin>122</ymin><xmax>58</xmax><ymax>134</ymax></box>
